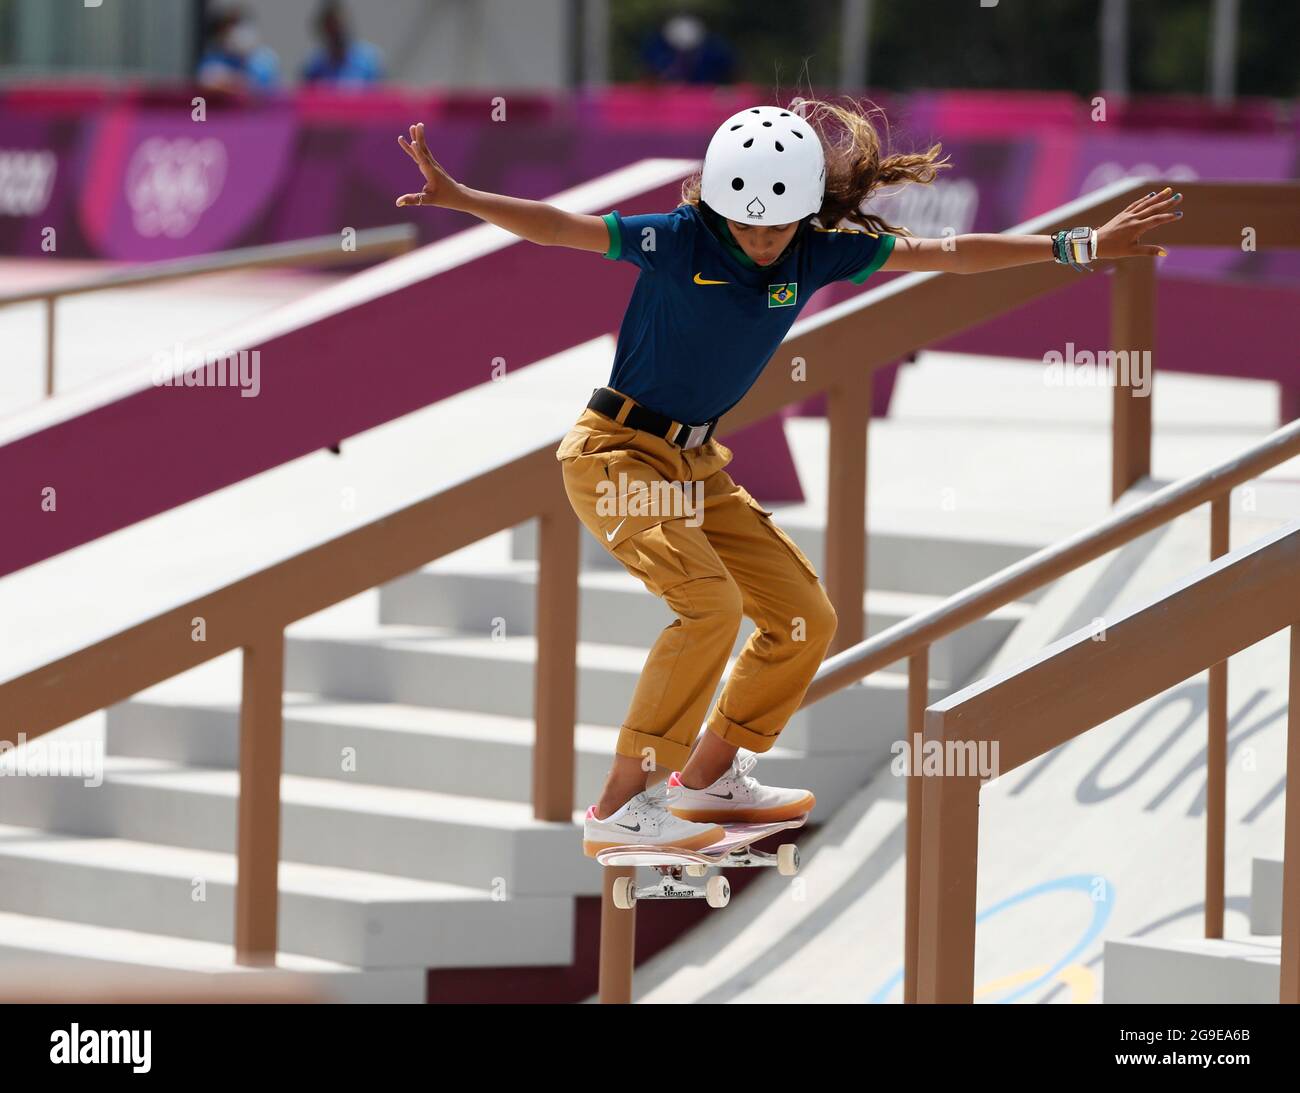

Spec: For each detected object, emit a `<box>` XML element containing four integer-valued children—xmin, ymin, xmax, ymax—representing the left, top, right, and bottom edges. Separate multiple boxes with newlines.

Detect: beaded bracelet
<box><xmin>1052</xmin><ymin>227</ymin><xmax>1097</xmax><ymax>272</ymax></box>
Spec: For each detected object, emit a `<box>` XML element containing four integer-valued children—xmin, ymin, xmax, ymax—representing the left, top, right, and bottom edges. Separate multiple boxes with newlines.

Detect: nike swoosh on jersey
<box><xmin>693</xmin><ymin>273</ymin><xmax>729</xmax><ymax>285</ymax></box>
<box><xmin>605</xmin><ymin>517</ymin><xmax>627</xmax><ymax>541</ymax></box>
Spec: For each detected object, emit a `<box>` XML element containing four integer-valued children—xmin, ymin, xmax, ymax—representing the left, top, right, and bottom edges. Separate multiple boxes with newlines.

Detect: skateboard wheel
<box><xmin>777</xmin><ymin>843</ymin><xmax>799</xmax><ymax>876</ymax></box>
<box><xmin>685</xmin><ymin>864</ymin><xmax>708</xmax><ymax>877</ymax></box>
<box><xmin>706</xmin><ymin>876</ymin><xmax>730</xmax><ymax>908</ymax></box>
<box><xmin>612</xmin><ymin>876</ymin><xmax>637</xmax><ymax>910</ymax></box>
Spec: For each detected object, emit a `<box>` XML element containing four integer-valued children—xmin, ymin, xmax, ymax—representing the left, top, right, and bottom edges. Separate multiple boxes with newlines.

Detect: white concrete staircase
<box><xmin>0</xmin><ymin>512</ymin><xmax>1040</xmax><ymax>998</ymax></box>
<box><xmin>90</xmin><ymin>513</ymin><xmax>1032</xmax><ymax>966</ymax></box>
<box><xmin>1103</xmin><ymin>857</ymin><xmax>1286</xmax><ymax>1003</ymax></box>
<box><xmin>1</xmin><ymin>510</ymin><xmax>1040</xmax><ymax>1000</ymax></box>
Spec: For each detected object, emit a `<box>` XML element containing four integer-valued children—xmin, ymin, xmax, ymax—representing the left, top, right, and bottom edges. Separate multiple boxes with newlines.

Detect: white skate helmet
<box><xmin>700</xmin><ymin>105</ymin><xmax>826</xmax><ymax>226</ymax></box>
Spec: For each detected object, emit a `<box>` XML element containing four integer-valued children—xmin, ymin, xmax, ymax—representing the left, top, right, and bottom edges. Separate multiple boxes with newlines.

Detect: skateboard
<box><xmin>596</xmin><ymin>814</ymin><xmax>807</xmax><ymax>909</ymax></box>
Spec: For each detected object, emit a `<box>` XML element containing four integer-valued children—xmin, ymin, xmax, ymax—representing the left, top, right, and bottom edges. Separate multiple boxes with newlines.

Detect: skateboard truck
<box><xmin>596</xmin><ymin>815</ymin><xmax>806</xmax><ymax>910</ymax></box>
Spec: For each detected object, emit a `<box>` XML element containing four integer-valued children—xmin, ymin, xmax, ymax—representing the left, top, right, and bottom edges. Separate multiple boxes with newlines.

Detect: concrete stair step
<box><xmin>1250</xmin><ymin>857</ymin><xmax>1284</xmax><ymax>935</ymax></box>
<box><xmin>0</xmin><ymin>757</ymin><xmax>594</xmax><ymax>897</ymax></box>
<box><xmin>1105</xmin><ymin>853</ymin><xmax>1289</xmax><ymax>1001</ymax></box>
<box><xmin>0</xmin><ymin>911</ymin><xmax>425</xmax><ymax>1002</ymax></box>
<box><xmin>106</xmin><ymin>689</ymin><xmax>893</xmax><ymax>812</ymax></box>
<box><xmin>281</xmin><ymin>623</ymin><xmax>947</xmax><ymax>739</ymax></box>
<box><xmin>1103</xmin><ymin>935</ymin><xmax>1282</xmax><ymax>1003</ymax></box>
<box><xmin>0</xmin><ymin>823</ymin><xmax>572</xmax><ymax>969</ymax></box>
<box><xmin>378</xmin><ymin>560</ymin><xmax>1026</xmax><ymax>683</ymax></box>
<box><xmin>108</xmin><ymin>694</ymin><xmax>618</xmax><ymax>802</ymax></box>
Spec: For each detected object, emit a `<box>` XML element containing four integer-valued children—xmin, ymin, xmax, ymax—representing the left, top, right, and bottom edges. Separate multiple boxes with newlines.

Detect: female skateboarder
<box><xmin>396</xmin><ymin>99</ymin><xmax>1182</xmax><ymax>857</ymax></box>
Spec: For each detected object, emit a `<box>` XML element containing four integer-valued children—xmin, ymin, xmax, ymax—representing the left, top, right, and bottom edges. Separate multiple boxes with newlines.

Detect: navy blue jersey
<box><xmin>599</xmin><ymin>202</ymin><xmax>894</xmax><ymax>425</ymax></box>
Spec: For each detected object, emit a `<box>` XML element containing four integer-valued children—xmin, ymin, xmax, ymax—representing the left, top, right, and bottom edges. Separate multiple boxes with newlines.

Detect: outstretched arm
<box><xmin>395</xmin><ymin>122</ymin><xmax>609</xmax><ymax>253</ymax></box>
<box><xmin>881</xmin><ymin>187</ymin><xmax>1183</xmax><ymax>274</ymax></box>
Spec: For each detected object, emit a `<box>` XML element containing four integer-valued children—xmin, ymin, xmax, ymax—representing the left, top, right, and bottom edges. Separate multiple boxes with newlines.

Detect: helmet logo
<box><xmin>745</xmin><ymin>197</ymin><xmax>766</xmax><ymax>219</ymax></box>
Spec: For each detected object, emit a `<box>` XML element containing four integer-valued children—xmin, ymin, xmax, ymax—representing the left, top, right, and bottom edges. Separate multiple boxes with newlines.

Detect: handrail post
<box><xmin>916</xmin><ymin>720</ymin><xmax>981</xmax><ymax>1003</ymax></box>
<box><xmin>235</xmin><ymin>628</ymin><xmax>285</xmax><ymax>966</ymax></box>
<box><xmin>1281</xmin><ymin>623</ymin><xmax>1300</xmax><ymax>1003</ymax></box>
<box><xmin>598</xmin><ymin>867</ymin><xmax>636</xmax><ymax>1003</ymax></box>
<box><xmin>533</xmin><ymin>493</ymin><xmax>580</xmax><ymax>821</ymax></box>
<box><xmin>825</xmin><ymin>370</ymin><xmax>871</xmax><ymax>653</ymax></box>
<box><xmin>1110</xmin><ymin>258</ymin><xmax>1156</xmax><ymax>500</ymax></box>
<box><xmin>44</xmin><ymin>296</ymin><xmax>56</xmax><ymax>398</ymax></box>
<box><xmin>903</xmin><ymin>645</ymin><xmax>928</xmax><ymax>1003</ymax></box>
<box><xmin>1205</xmin><ymin>494</ymin><xmax>1230</xmax><ymax>938</ymax></box>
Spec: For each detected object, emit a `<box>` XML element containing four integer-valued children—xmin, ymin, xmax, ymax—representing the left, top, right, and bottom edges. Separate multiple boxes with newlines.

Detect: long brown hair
<box><xmin>681</xmin><ymin>96</ymin><xmax>950</xmax><ymax>237</ymax></box>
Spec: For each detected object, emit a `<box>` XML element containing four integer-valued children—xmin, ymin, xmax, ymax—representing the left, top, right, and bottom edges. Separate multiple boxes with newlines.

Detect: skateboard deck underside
<box><xmin>595</xmin><ymin>814</ymin><xmax>807</xmax><ymax>869</ymax></box>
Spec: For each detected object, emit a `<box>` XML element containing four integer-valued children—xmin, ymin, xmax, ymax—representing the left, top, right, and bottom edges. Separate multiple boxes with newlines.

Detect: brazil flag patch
<box><xmin>768</xmin><ymin>282</ymin><xmax>798</xmax><ymax>308</ymax></box>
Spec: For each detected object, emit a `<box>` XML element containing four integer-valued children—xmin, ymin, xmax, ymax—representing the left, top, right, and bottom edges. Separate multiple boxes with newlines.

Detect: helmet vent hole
<box><xmin>742</xmin><ymin>138</ymin><xmax>753</xmax><ymax>148</ymax></box>
<box><xmin>773</xmin><ymin>182</ymin><xmax>786</xmax><ymax>195</ymax></box>
<box><xmin>774</xmin><ymin>141</ymin><xmax>784</xmax><ymax>152</ymax></box>
<box><xmin>730</xmin><ymin>177</ymin><xmax>744</xmax><ymax>191</ymax></box>
<box><xmin>729</xmin><ymin>124</ymin><xmax>742</xmax><ymax>131</ymax></box>
<box><xmin>761</xmin><ymin>120</ymin><xmax>772</xmax><ymax>127</ymax></box>
<box><xmin>750</xmin><ymin>108</ymin><xmax>760</xmax><ymax>113</ymax></box>
<box><xmin>790</xmin><ymin>130</ymin><xmax>804</xmax><ymax>139</ymax></box>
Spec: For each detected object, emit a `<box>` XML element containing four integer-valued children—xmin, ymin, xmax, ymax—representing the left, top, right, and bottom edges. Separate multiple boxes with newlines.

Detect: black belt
<box><xmin>586</xmin><ymin>387</ymin><xmax>719</xmax><ymax>449</ymax></box>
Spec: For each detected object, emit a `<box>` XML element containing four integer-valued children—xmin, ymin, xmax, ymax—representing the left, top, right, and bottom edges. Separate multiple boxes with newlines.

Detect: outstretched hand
<box><xmin>395</xmin><ymin>122</ymin><xmax>457</xmax><ymax>208</ymax></box>
<box><xmin>1096</xmin><ymin>187</ymin><xmax>1183</xmax><ymax>259</ymax></box>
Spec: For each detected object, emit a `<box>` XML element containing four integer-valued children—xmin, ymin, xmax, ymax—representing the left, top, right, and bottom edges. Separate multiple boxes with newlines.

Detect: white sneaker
<box><xmin>667</xmin><ymin>753</ymin><xmax>815</xmax><ymax>824</ymax></box>
<box><xmin>582</xmin><ymin>783</ymin><xmax>725</xmax><ymax>858</ymax></box>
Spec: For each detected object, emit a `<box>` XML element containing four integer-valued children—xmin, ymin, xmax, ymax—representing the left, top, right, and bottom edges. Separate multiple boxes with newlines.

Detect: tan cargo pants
<box><xmin>554</xmin><ymin>391</ymin><xmax>838</xmax><ymax>773</ymax></box>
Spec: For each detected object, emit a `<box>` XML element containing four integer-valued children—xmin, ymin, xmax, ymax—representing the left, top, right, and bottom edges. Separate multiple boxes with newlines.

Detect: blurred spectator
<box><xmin>301</xmin><ymin>1</ymin><xmax>384</xmax><ymax>87</ymax></box>
<box><xmin>640</xmin><ymin>13</ymin><xmax>736</xmax><ymax>85</ymax></box>
<box><xmin>196</xmin><ymin>4</ymin><xmax>281</xmax><ymax>92</ymax></box>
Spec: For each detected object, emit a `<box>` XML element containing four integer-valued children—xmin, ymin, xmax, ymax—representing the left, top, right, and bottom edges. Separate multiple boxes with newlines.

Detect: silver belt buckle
<box><xmin>682</xmin><ymin>423</ymin><xmax>710</xmax><ymax>449</ymax></box>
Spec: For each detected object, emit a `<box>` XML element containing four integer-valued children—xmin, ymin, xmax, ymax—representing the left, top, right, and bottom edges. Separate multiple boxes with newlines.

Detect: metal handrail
<box><xmin>0</xmin><ymin>224</ymin><xmax>418</xmax><ymax>396</ymax></box>
<box><xmin>807</xmin><ymin>417</ymin><xmax>1300</xmax><ymax>700</ymax></box>
<box><xmin>916</xmin><ymin>521</ymin><xmax>1300</xmax><ymax>1002</ymax></box>
<box><xmin>803</xmin><ymin>416</ymin><xmax>1300</xmax><ymax>1003</ymax></box>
